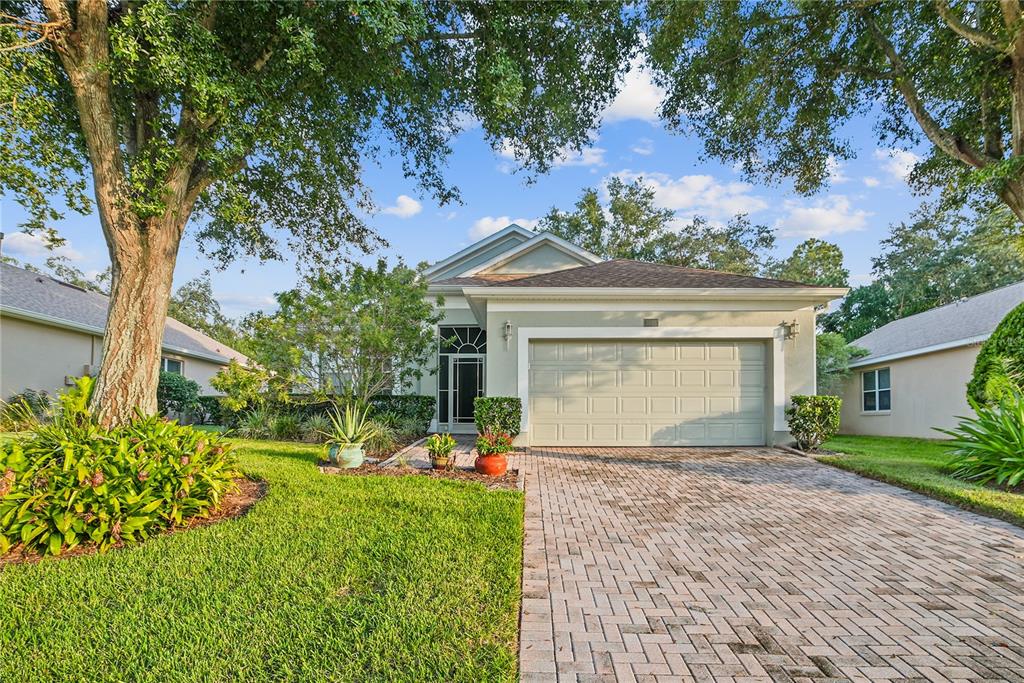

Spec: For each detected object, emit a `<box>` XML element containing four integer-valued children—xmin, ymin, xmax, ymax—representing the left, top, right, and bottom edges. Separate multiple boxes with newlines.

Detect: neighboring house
<box><xmin>839</xmin><ymin>280</ymin><xmax>1024</xmax><ymax>439</ymax></box>
<box><xmin>412</xmin><ymin>224</ymin><xmax>846</xmax><ymax>447</ymax></box>
<box><xmin>0</xmin><ymin>262</ymin><xmax>247</xmax><ymax>399</ymax></box>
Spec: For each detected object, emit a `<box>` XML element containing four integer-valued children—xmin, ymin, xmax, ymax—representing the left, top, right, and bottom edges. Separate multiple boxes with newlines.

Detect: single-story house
<box><xmin>412</xmin><ymin>224</ymin><xmax>846</xmax><ymax>447</ymax></box>
<box><xmin>839</xmin><ymin>280</ymin><xmax>1024</xmax><ymax>439</ymax></box>
<box><xmin>0</xmin><ymin>262</ymin><xmax>247</xmax><ymax>399</ymax></box>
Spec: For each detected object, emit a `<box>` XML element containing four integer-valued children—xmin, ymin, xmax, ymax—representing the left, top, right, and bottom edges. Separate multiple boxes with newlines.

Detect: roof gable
<box><xmin>464</xmin><ymin>231</ymin><xmax>601</xmax><ymax>277</ymax></box>
<box><xmin>425</xmin><ymin>223</ymin><xmax>534</xmax><ymax>281</ymax></box>
<box><xmin>850</xmin><ymin>280</ymin><xmax>1024</xmax><ymax>366</ymax></box>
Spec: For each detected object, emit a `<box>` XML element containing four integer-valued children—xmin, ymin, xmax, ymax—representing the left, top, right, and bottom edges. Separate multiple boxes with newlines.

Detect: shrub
<box><xmin>475</xmin><ymin>430</ymin><xmax>513</xmax><ymax>456</ymax></box>
<box><xmin>0</xmin><ymin>378</ymin><xmax>239</xmax><ymax>556</ymax></box>
<box><xmin>269</xmin><ymin>412</ymin><xmax>303</xmax><ymax>441</ymax></box>
<box><xmin>157</xmin><ymin>371</ymin><xmax>201</xmax><ymax>416</ymax></box>
<box><xmin>785</xmin><ymin>395</ymin><xmax>842</xmax><ymax>452</ymax></box>
<box><xmin>473</xmin><ymin>397</ymin><xmax>522</xmax><ymax>437</ymax></box>
<box><xmin>367</xmin><ymin>395</ymin><xmax>435</xmax><ymax>431</ymax></box>
<box><xmin>301</xmin><ymin>414</ymin><xmax>331</xmax><ymax>443</ymax></box>
<box><xmin>938</xmin><ymin>392</ymin><xmax>1024</xmax><ymax>488</ymax></box>
<box><xmin>1</xmin><ymin>389</ymin><xmax>52</xmax><ymax>431</ymax></box>
<box><xmin>236</xmin><ymin>406</ymin><xmax>273</xmax><ymax>440</ymax></box>
<box><xmin>193</xmin><ymin>396</ymin><xmax>225</xmax><ymax>425</ymax></box>
<box><xmin>365</xmin><ymin>419</ymin><xmax>398</xmax><ymax>456</ymax></box>
<box><xmin>210</xmin><ymin>360</ymin><xmax>271</xmax><ymax>422</ymax></box>
<box><xmin>968</xmin><ymin>301</ymin><xmax>1024</xmax><ymax>405</ymax></box>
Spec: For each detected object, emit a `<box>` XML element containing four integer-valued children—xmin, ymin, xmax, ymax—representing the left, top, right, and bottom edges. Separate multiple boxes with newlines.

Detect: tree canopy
<box><xmin>0</xmin><ymin>0</ymin><xmax>637</xmax><ymax>424</ymax></box>
<box><xmin>645</xmin><ymin>0</ymin><xmax>1024</xmax><ymax>230</ymax></box>
<box><xmin>166</xmin><ymin>272</ymin><xmax>238</xmax><ymax>347</ymax></box>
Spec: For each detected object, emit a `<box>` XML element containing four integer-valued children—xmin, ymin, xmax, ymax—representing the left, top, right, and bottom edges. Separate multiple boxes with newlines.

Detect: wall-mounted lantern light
<box><xmin>503</xmin><ymin>320</ymin><xmax>513</xmax><ymax>350</ymax></box>
<box><xmin>780</xmin><ymin>319</ymin><xmax>800</xmax><ymax>340</ymax></box>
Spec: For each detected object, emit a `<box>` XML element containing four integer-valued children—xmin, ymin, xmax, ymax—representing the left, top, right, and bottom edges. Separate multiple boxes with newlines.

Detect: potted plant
<box><xmin>474</xmin><ymin>429</ymin><xmax>513</xmax><ymax>476</ymax></box>
<box><xmin>425</xmin><ymin>433</ymin><xmax>457</xmax><ymax>470</ymax></box>
<box><xmin>321</xmin><ymin>403</ymin><xmax>377</xmax><ymax>468</ymax></box>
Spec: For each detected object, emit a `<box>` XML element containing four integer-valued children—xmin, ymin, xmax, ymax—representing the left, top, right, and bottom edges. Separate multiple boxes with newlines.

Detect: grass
<box><xmin>0</xmin><ymin>438</ymin><xmax>524</xmax><ymax>682</ymax></box>
<box><xmin>821</xmin><ymin>435</ymin><xmax>1024</xmax><ymax>526</ymax></box>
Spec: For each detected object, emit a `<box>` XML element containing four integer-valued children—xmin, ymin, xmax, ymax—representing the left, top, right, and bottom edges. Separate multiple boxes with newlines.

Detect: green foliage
<box><xmin>0</xmin><ymin>389</ymin><xmax>52</xmax><ymax>431</ymax></box>
<box><xmin>968</xmin><ymin>301</ymin><xmax>1024</xmax><ymax>405</ymax></box>
<box><xmin>300</xmin><ymin>414</ymin><xmax>331</xmax><ymax>444</ymax></box>
<box><xmin>368</xmin><ymin>395</ymin><xmax>435</xmax><ymax>432</ymax></box>
<box><xmin>816</xmin><ymin>333</ymin><xmax>869</xmax><ymax>396</ymax></box>
<box><xmin>194</xmin><ymin>396</ymin><xmax>225</xmax><ymax>426</ymax></box>
<box><xmin>322</xmin><ymin>404</ymin><xmax>378</xmax><ymax>447</ymax></box>
<box><xmin>767</xmin><ymin>239</ymin><xmax>849</xmax><ymax>287</ymax></box>
<box><xmin>364</xmin><ymin>420</ymin><xmax>398</xmax><ymax>457</ymax></box>
<box><xmin>210</xmin><ymin>360</ymin><xmax>272</xmax><ymax>420</ymax></box>
<box><xmin>167</xmin><ymin>272</ymin><xmax>239</xmax><ymax>347</ymax></box>
<box><xmin>0</xmin><ymin>379</ymin><xmax>238</xmax><ymax>556</ymax></box>
<box><xmin>822</xmin><ymin>205</ymin><xmax>1024</xmax><ymax>341</ymax></box>
<box><xmin>645</xmin><ymin>2</ymin><xmax>1024</xmax><ymax>223</ymax></box>
<box><xmin>475</xmin><ymin>430</ymin><xmax>514</xmax><ymax>456</ymax></box>
<box><xmin>425</xmin><ymin>433</ymin><xmax>457</xmax><ymax>457</ymax></box>
<box><xmin>474</xmin><ymin>397</ymin><xmax>523</xmax><ymax>437</ymax></box>
<box><xmin>242</xmin><ymin>261</ymin><xmax>444</xmax><ymax>402</ymax></box>
<box><xmin>938</xmin><ymin>393</ymin><xmax>1024</xmax><ymax>488</ymax></box>
<box><xmin>235</xmin><ymin>407</ymin><xmax>273</xmax><ymax>440</ymax></box>
<box><xmin>157</xmin><ymin>371</ymin><xmax>201</xmax><ymax>416</ymax></box>
<box><xmin>268</xmin><ymin>413</ymin><xmax>303</xmax><ymax>442</ymax></box>
<box><xmin>785</xmin><ymin>395</ymin><xmax>842</xmax><ymax>452</ymax></box>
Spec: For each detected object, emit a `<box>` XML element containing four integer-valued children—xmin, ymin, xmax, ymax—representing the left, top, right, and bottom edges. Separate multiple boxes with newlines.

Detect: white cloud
<box><xmin>553</xmin><ymin>146</ymin><xmax>606</xmax><ymax>168</ymax></box>
<box><xmin>826</xmin><ymin>156</ymin><xmax>849</xmax><ymax>184</ymax></box>
<box><xmin>469</xmin><ymin>216</ymin><xmax>539</xmax><ymax>241</ymax></box>
<box><xmin>775</xmin><ymin>196</ymin><xmax>870</xmax><ymax>238</ymax></box>
<box><xmin>612</xmin><ymin>170</ymin><xmax>768</xmax><ymax>224</ymax></box>
<box><xmin>862</xmin><ymin>176</ymin><xmax>880</xmax><ymax>188</ymax></box>
<box><xmin>3</xmin><ymin>232</ymin><xmax>82</xmax><ymax>261</ymax></box>
<box><xmin>631</xmin><ymin>138</ymin><xmax>654</xmax><ymax>156</ymax></box>
<box><xmin>380</xmin><ymin>194</ymin><xmax>422</xmax><ymax>218</ymax></box>
<box><xmin>874</xmin><ymin>148</ymin><xmax>921</xmax><ymax>181</ymax></box>
<box><xmin>604</xmin><ymin>56</ymin><xmax>664</xmax><ymax>123</ymax></box>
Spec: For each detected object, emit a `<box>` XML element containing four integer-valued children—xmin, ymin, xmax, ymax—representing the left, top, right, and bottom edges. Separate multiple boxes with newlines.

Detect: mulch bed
<box><xmin>318</xmin><ymin>462</ymin><xmax>520</xmax><ymax>491</ymax></box>
<box><xmin>0</xmin><ymin>477</ymin><xmax>266</xmax><ymax>566</ymax></box>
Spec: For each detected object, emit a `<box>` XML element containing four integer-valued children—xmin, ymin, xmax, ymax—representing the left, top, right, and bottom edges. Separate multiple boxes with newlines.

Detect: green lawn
<box><xmin>821</xmin><ymin>435</ymin><xmax>1024</xmax><ymax>526</ymax></box>
<box><xmin>0</xmin><ymin>439</ymin><xmax>524</xmax><ymax>682</ymax></box>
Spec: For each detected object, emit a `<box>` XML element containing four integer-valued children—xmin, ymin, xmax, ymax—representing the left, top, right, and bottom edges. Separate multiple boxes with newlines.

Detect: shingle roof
<box><xmin>476</xmin><ymin>259</ymin><xmax>814</xmax><ymax>289</ymax></box>
<box><xmin>0</xmin><ymin>263</ymin><xmax>247</xmax><ymax>364</ymax></box>
<box><xmin>430</xmin><ymin>273</ymin><xmax>532</xmax><ymax>286</ymax></box>
<box><xmin>851</xmin><ymin>280</ymin><xmax>1024</xmax><ymax>365</ymax></box>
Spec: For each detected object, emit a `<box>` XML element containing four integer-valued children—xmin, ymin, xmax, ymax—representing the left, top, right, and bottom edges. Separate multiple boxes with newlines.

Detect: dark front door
<box><xmin>452</xmin><ymin>357</ymin><xmax>483</xmax><ymax>424</ymax></box>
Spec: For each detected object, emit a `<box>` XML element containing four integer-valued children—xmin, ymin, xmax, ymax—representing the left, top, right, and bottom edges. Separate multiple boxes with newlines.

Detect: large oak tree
<box><xmin>645</xmin><ymin>0</ymin><xmax>1024</xmax><ymax>230</ymax></box>
<box><xmin>0</xmin><ymin>0</ymin><xmax>636</xmax><ymax>425</ymax></box>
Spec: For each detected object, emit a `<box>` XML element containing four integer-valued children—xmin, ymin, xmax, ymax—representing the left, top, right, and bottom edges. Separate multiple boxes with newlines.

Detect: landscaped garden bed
<box><xmin>318</xmin><ymin>461</ymin><xmax>520</xmax><ymax>491</ymax></box>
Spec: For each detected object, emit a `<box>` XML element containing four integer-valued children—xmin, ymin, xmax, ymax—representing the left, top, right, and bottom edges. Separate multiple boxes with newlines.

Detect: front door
<box><xmin>452</xmin><ymin>357</ymin><xmax>484</xmax><ymax>426</ymax></box>
<box><xmin>437</xmin><ymin>325</ymin><xmax>487</xmax><ymax>432</ymax></box>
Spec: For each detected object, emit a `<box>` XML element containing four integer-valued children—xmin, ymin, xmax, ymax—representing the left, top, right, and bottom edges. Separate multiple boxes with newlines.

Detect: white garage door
<box><xmin>528</xmin><ymin>340</ymin><xmax>767</xmax><ymax>446</ymax></box>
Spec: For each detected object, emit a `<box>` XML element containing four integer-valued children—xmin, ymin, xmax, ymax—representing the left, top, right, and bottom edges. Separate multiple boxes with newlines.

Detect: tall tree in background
<box><xmin>822</xmin><ymin>204</ymin><xmax>1024</xmax><ymax>340</ymax></box>
<box><xmin>1</xmin><ymin>1</ymin><xmax>636</xmax><ymax>425</ymax></box>
<box><xmin>652</xmin><ymin>215</ymin><xmax>776</xmax><ymax>276</ymax></box>
<box><xmin>166</xmin><ymin>273</ymin><xmax>237</xmax><ymax>347</ymax></box>
<box><xmin>768</xmin><ymin>239</ymin><xmax>849</xmax><ymax>287</ymax></box>
<box><xmin>646</xmin><ymin>1</ymin><xmax>1024</xmax><ymax>233</ymax></box>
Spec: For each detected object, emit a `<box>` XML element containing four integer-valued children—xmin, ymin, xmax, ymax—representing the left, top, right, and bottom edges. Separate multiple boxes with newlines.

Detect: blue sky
<box><xmin>1</xmin><ymin>64</ymin><xmax>926</xmax><ymax>319</ymax></box>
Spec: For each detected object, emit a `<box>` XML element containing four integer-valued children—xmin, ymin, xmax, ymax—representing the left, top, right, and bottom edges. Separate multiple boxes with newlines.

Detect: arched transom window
<box><xmin>439</xmin><ymin>325</ymin><xmax>487</xmax><ymax>354</ymax></box>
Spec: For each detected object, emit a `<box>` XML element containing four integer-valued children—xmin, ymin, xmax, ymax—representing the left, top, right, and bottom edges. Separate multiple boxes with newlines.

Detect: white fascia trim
<box><xmin>1</xmin><ymin>305</ymin><xmax>232</xmax><ymax>365</ymax></box>
<box><xmin>423</xmin><ymin>224</ymin><xmax>535</xmax><ymax>278</ymax></box>
<box><xmin>462</xmin><ymin>232</ymin><xmax>602</xmax><ymax>276</ymax></box>
<box><xmin>514</xmin><ymin>325</ymin><xmax>789</xmax><ymax>435</ymax></box>
<box><xmin>465</xmin><ymin>286</ymin><xmax>848</xmax><ymax>303</ymax></box>
<box><xmin>848</xmin><ymin>334</ymin><xmax>991</xmax><ymax>368</ymax></box>
<box><xmin>488</xmin><ymin>301</ymin><xmax>815</xmax><ymax>312</ymax></box>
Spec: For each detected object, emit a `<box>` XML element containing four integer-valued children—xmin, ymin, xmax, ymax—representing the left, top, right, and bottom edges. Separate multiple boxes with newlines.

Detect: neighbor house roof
<box><xmin>465</xmin><ymin>259</ymin><xmax>814</xmax><ymax>290</ymax></box>
<box><xmin>849</xmin><ymin>280</ymin><xmax>1024</xmax><ymax>368</ymax></box>
<box><xmin>0</xmin><ymin>262</ymin><xmax>247</xmax><ymax>365</ymax></box>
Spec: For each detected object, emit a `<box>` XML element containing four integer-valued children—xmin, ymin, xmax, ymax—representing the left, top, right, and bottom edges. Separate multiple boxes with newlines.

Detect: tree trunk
<box><xmin>998</xmin><ymin>179</ymin><xmax>1024</xmax><ymax>225</ymax></box>
<box><xmin>90</xmin><ymin>218</ymin><xmax>182</xmax><ymax>428</ymax></box>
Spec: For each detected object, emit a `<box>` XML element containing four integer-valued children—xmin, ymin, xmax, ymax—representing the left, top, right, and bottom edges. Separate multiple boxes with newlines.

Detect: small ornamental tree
<box><xmin>156</xmin><ymin>371</ymin><xmax>200</xmax><ymax>416</ymax></box>
<box><xmin>1</xmin><ymin>2</ymin><xmax>636</xmax><ymax>426</ymax></box>
<box><xmin>968</xmin><ymin>301</ymin><xmax>1024</xmax><ymax>405</ymax></box>
<box><xmin>786</xmin><ymin>395</ymin><xmax>842</xmax><ymax>452</ymax></box>
<box><xmin>209</xmin><ymin>360</ymin><xmax>272</xmax><ymax>419</ymax></box>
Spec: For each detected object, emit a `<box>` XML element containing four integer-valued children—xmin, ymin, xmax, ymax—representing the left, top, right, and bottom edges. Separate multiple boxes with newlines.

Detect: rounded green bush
<box><xmin>968</xmin><ymin>301</ymin><xmax>1024</xmax><ymax>405</ymax></box>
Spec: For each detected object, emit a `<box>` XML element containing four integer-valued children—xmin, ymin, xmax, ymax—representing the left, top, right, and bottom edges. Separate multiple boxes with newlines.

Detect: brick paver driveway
<box><xmin>516</xmin><ymin>447</ymin><xmax>1024</xmax><ymax>683</ymax></box>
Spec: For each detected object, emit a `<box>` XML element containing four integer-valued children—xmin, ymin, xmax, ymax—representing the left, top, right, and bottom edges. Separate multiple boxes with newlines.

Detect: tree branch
<box><xmin>862</xmin><ymin>9</ymin><xmax>992</xmax><ymax>169</ymax></box>
<box><xmin>0</xmin><ymin>12</ymin><xmax>62</xmax><ymax>52</ymax></box>
<box><xmin>934</xmin><ymin>0</ymin><xmax>1001</xmax><ymax>50</ymax></box>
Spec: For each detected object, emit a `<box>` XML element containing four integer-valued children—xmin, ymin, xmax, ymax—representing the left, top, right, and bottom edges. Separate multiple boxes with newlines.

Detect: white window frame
<box><xmin>861</xmin><ymin>367</ymin><xmax>891</xmax><ymax>414</ymax></box>
<box><xmin>161</xmin><ymin>357</ymin><xmax>184</xmax><ymax>375</ymax></box>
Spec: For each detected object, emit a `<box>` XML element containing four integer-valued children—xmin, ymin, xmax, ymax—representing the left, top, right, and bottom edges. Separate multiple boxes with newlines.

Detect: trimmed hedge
<box><xmin>157</xmin><ymin>371</ymin><xmax>201</xmax><ymax>416</ymax></box>
<box><xmin>968</xmin><ymin>301</ymin><xmax>1024</xmax><ymax>405</ymax></box>
<box><xmin>284</xmin><ymin>395</ymin><xmax>435</xmax><ymax>432</ymax></box>
<box><xmin>474</xmin><ymin>397</ymin><xmax>522</xmax><ymax>437</ymax></box>
<box><xmin>786</xmin><ymin>395</ymin><xmax>842</xmax><ymax>452</ymax></box>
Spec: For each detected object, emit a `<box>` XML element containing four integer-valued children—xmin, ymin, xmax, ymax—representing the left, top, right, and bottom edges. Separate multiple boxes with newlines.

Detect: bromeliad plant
<box><xmin>0</xmin><ymin>377</ymin><xmax>239</xmax><ymax>556</ymax></box>
<box><xmin>425</xmin><ymin>433</ymin><xmax>458</xmax><ymax>470</ymax></box>
<box><xmin>938</xmin><ymin>392</ymin><xmax>1024</xmax><ymax>489</ymax></box>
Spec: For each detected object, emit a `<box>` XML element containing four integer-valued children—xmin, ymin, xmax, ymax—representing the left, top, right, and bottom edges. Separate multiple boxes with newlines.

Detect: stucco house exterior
<box><xmin>411</xmin><ymin>224</ymin><xmax>846</xmax><ymax>447</ymax></box>
<box><xmin>839</xmin><ymin>280</ymin><xmax>1024</xmax><ymax>439</ymax></box>
<box><xmin>0</xmin><ymin>262</ymin><xmax>247</xmax><ymax>399</ymax></box>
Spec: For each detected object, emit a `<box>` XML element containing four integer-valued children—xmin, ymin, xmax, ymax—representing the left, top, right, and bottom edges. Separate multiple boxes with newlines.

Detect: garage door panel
<box><xmin>529</xmin><ymin>340</ymin><xmax>767</xmax><ymax>447</ymax></box>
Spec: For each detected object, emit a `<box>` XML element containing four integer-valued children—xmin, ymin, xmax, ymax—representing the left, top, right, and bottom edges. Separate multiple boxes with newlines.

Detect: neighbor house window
<box><xmin>161</xmin><ymin>357</ymin><xmax>183</xmax><ymax>375</ymax></box>
<box><xmin>862</xmin><ymin>368</ymin><xmax>891</xmax><ymax>412</ymax></box>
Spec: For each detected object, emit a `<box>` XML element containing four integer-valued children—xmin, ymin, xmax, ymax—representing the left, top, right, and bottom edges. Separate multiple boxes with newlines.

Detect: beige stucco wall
<box><xmin>484</xmin><ymin>303</ymin><xmax>818</xmax><ymax>445</ymax></box>
<box><xmin>0</xmin><ymin>314</ymin><xmax>227</xmax><ymax>400</ymax></box>
<box><xmin>839</xmin><ymin>345</ymin><xmax>981</xmax><ymax>439</ymax></box>
<box><xmin>489</xmin><ymin>244</ymin><xmax>589</xmax><ymax>274</ymax></box>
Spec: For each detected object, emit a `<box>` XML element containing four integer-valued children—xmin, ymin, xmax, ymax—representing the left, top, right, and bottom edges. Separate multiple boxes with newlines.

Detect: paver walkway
<box><xmin>516</xmin><ymin>447</ymin><xmax>1024</xmax><ymax>683</ymax></box>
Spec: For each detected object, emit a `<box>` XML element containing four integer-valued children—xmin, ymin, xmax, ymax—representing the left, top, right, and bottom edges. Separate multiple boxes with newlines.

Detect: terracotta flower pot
<box><xmin>474</xmin><ymin>453</ymin><xmax>508</xmax><ymax>476</ymax></box>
